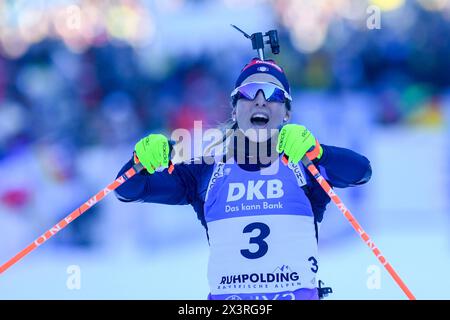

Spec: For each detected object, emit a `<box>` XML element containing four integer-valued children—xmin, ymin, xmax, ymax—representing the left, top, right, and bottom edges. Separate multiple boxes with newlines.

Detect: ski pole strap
<box><xmin>306</xmin><ymin>138</ymin><xmax>322</xmax><ymax>160</ymax></box>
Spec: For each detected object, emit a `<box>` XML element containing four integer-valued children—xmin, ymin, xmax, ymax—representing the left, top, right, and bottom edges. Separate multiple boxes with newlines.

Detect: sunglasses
<box><xmin>230</xmin><ymin>82</ymin><xmax>292</xmax><ymax>103</ymax></box>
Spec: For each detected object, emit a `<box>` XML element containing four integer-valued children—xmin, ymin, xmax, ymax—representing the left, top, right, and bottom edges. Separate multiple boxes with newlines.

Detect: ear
<box><xmin>283</xmin><ymin>110</ymin><xmax>291</xmax><ymax>123</ymax></box>
<box><xmin>231</xmin><ymin>108</ymin><xmax>236</xmax><ymax>121</ymax></box>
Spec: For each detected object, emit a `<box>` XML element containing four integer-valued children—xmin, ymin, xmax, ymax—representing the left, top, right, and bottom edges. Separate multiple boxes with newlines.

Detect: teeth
<box><xmin>251</xmin><ymin>113</ymin><xmax>269</xmax><ymax>120</ymax></box>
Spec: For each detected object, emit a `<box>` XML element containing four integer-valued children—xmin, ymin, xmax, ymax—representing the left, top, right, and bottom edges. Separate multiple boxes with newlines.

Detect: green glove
<box><xmin>276</xmin><ymin>124</ymin><xmax>323</xmax><ymax>164</ymax></box>
<box><xmin>134</xmin><ymin>134</ymin><xmax>170</xmax><ymax>174</ymax></box>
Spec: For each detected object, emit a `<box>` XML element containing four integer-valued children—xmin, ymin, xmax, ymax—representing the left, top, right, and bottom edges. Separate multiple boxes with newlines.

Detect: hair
<box><xmin>203</xmin><ymin>114</ymin><xmax>237</xmax><ymax>157</ymax></box>
<box><xmin>285</xmin><ymin>99</ymin><xmax>292</xmax><ymax>111</ymax></box>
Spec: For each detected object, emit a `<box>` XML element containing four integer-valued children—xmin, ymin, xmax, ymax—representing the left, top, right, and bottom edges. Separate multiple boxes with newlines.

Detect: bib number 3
<box><xmin>240</xmin><ymin>222</ymin><xmax>270</xmax><ymax>259</ymax></box>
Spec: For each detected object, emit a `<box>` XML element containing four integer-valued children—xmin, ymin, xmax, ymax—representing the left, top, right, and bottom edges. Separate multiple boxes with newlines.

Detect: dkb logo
<box><xmin>226</xmin><ymin>179</ymin><xmax>284</xmax><ymax>202</ymax></box>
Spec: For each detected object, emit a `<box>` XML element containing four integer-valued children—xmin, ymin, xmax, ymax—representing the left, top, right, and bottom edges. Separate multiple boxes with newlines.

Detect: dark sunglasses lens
<box><xmin>235</xmin><ymin>83</ymin><xmax>260</xmax><ymax>100</ymax></box>
<box><xmin>234</xmin><ymin>83</ymin><xmax>286</xmax><ymax>102</ymax></box>
<box><xmin>236</xmin><ymin>90</ymin><xmax>254</xmax><ymax>100</ymax></box>
<box><xmin>266</xmin><ymin>88</ymin><xmax>286</xmax><ymax>102</ymax></box>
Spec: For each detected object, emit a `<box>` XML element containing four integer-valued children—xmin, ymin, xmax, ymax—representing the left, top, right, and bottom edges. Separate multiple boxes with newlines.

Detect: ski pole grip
<box><xmin>133</xmin><ymin>144</ymin><xmax>175</xmax><ymax>175</ymax></box>
<box><xmin>168</xmin><ymin>140</ymin><xmax>176</xmax><ymax>174</ymax></box>
<box><xmin>281</xmin><ymin>153</ymin><xmax>314</xmax><ymax>168</ymax></box>
<box><xmin>301</xmin><ymin>155</ymin><xmax>314</xmax><ymax>168</ymax></box>
<box><xmin>280</xmin><ymin>137</ymin><xmax>317</xmax><ymax>166</ymax></box>
<box><xmin>133</xmin><ymin>152</ymin><xmax>145</xmax><ymax>172</ymax></box>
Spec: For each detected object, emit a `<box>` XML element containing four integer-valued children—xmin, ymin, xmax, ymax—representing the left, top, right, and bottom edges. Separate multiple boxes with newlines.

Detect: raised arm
<box><xmin>305</xmin><ymin>144</ymin><xmax>372</xmax><ymax>223</ymax></box>
<box><xmin>316</xmin><ymin>144</ymin><xmax>372</xmax><ymax>188</ymax></box>
<box><xmin>114</xmin><ymin>133</ymin><xmax>205</xmax><ymax>205</ymax></box>
<box><xmin>276</xmin><ymin>124</ymin><xmax>372</xmax><ymax>189</ymax></box>
<box><xmin>114</xmin><ymin>157</ymin><xmax>201</xmax><ymax>205</ymax></box>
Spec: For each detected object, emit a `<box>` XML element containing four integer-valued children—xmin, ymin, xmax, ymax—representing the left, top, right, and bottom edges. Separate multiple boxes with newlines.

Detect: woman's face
<box><xmin>234</xmin><ymin>74</ymin><xmax>290</xmax><ymax>142</ymax></box>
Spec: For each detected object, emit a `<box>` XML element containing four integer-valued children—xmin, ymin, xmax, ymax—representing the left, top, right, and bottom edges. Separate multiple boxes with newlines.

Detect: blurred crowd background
<box><xmin>0</xmin><ymin>0</ymin><xmax>449</xmax><ymax>299</ymax></box>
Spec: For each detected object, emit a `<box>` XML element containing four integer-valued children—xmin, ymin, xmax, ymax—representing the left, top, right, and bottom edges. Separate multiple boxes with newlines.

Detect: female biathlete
<box><xmin>115</xmin><ymin>58</ymin><xmax>372</xmax><ymax>300</ymax></box>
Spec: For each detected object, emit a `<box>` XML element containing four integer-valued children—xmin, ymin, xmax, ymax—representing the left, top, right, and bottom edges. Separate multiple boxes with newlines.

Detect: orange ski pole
<box><xmin>0</xmin><ymin>157</ymin><xmax>174</xmax><ymax>275</ymax></box>
<box><xmin>282</xmin><ymin>154</ymin><xmax>415</xmax><ymax>300</ymax></box>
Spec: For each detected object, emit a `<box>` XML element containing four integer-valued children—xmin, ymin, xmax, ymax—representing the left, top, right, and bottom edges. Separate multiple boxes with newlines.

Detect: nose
<box><xmin>253</xmin><ymin>90</ymin><xmax>267</xmax><ymax>107</ymax></box>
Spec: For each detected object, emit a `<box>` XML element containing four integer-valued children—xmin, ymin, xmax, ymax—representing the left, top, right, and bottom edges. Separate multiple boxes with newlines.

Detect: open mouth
<box><xmin>250</xmin><ymin>113</ymin><xmax>270</xmax><ymax>127</ymax></box>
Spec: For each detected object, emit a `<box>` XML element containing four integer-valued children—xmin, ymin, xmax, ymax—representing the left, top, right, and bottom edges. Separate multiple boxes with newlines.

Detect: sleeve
<box><xmin>314</xmin><ymin>144</ymin><xmax>372</xmax><ymax>188</ymax></box>
<box><xmin>114</xmin><ymin>156</ymin><xmax>206</xmax><ymax>205</ymax></box>
<box><xmin>305</xmin><ymin>144</ymin><xmax>372</xmax><ymax>223</ymax></box>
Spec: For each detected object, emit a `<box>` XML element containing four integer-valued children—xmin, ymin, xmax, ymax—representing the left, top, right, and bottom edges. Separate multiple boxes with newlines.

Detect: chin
<box><xmin>241</xmin><ymin>126</ymin><xmax>279</xmax><ymax>142</ymax></box>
